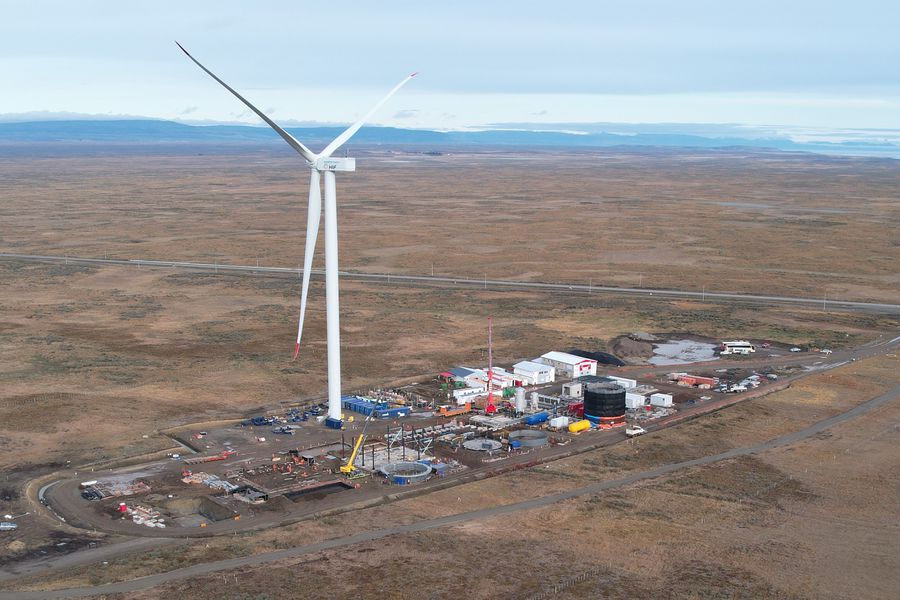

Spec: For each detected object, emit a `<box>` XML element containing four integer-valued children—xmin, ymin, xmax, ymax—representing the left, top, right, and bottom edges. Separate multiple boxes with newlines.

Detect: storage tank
<box><xmin>568</xmin><ymin>419</ymin><xmax>591</xmax><ymax>433</ymax></box>
<box><xmin>514</xmin><ymin>387</ymin><xmax>527</xmax><ymax>413</ymax></box>
<box><xmin>524</xmin><ymin>411</ymin><xmax>549</xmax><ymax>426</ymax></box>
<box><xmin>583</xmin><ymin>382</ymin><xmax>626</xmax><ymax>425</ymax></box>
<box><xmin>529</xmin><ymin>392</ymin><xmax>540</xmax><ymax>412</ymax></box>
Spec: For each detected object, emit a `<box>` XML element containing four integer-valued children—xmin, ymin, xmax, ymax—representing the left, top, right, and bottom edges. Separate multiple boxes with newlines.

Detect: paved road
<box><xmin>2</xmin><ymin>384</ymin><xmax>896</xmax><ymax>599</ymax></box>
<box><xmin>3</xmin><ymin>252</ymin><xmax>898</xmax><ymax>315</ymax></box>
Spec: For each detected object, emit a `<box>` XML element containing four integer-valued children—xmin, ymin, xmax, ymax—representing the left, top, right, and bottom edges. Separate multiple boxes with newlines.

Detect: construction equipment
<box><xmin>339</xmin><ymin>416</ymin><xmax>373</xmax><ymax>475</ymax></box>
<box><xmin>439</xmin><ymin>402</ymin><xmax>471</xmax><ymax>417</ymax></box>
<box><xmin>485</xmin><ymin>316</ymin><xmax>497</xmax><ymax>414</ymax></box>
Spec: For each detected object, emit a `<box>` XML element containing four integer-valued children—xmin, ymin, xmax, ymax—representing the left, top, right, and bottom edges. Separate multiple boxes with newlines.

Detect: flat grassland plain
<box><xmin>0</xmin><ymin>145</ymin><xmax>898</xmax><ymax>598</ymax></box>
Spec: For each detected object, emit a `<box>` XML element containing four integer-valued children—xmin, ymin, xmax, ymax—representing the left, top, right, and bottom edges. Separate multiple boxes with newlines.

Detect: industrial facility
<box><xmin>49</xmin><ymin>334</ymin><xmax>796</xmax><ymax>538</ymax></box>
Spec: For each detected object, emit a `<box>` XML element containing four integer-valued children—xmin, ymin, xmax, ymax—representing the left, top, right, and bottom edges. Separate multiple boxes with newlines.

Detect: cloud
<box><xmin>180</xmin><ymin>106</ymin><xmax>199</xmax><ymax>115</ymax></box>
<box><xmin>393</xmin><ymin>109</ymin><xmax>419</xmax><ymax>119</ymax></box>
<box><xmin>531</xmin><ymin>110</ymin><xmax>549</xmax><ymax>116</ymax></box>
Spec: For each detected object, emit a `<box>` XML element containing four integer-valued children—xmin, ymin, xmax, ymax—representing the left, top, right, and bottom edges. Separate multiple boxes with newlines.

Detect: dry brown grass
<box><xmin>0</xmin><ymin>149</ymin><xmax>897</xmax><ymax>302</ymax></box>
<box><xmin>0</xmin><ymin>148</ymin><xmax>898</xmax><ymax>593</ymax></box>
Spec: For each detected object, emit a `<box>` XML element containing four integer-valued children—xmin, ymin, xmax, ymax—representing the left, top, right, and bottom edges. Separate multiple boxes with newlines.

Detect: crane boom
<box><xmin>486</xmin><ymin>316</ymin><xmax>497</xmax><ymax>414</ymax></box>
<box><xmin>340</xmin><ymin>415</ymin><xmax>373</xmax><ymax>474</ymax></box>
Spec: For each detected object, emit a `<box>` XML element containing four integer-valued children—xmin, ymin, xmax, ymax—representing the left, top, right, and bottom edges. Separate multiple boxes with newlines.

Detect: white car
<box><xmin>789</xmin><ymin>347</ymin><xmax>802</xmax><ymax>352</ymax></box>
<box><xmin>821</xmin><ymin>349</ymin><xmax>833</xmax><ymax>355</ymax></box>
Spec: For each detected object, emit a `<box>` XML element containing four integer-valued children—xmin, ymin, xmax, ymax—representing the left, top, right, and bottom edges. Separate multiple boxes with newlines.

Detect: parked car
<box><xmin>790</xmin><ymin>347</ymin><xmax>802</xmax><ymax>352</ymax></box>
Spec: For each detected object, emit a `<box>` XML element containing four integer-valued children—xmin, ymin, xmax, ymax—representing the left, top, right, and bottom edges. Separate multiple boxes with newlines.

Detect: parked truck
<box><xmin>625</xmin><ymin>425</ymin><xmax>646</xmax><ymax>438</ymax></box>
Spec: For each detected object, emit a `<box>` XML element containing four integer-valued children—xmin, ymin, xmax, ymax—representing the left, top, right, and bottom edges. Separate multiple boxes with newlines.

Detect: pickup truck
<box><xmin>625</xmin><ymin>426</ymin><xmax>646</xmax><ymax>438</ymax></box>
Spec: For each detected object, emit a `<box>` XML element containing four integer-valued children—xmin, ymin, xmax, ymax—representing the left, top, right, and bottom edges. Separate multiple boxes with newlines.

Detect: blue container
<box><xmin>524</xmin><ymin>411</ymin><xmax>549</xmax><ymax>426</ymax></box>
<box><xmin>509</xmin><ymin>439</ymin><xmax>522</xmax><ymax>449</ymax></box>
<box><xmin>324</xmin><ymin>417</ymin><xmax>343</xmax><ymax>430</ymax></box>
<box><xmin>376</xmin><ymin>407</ymin><xmax>410</xmax><ymax>419</ymax></box>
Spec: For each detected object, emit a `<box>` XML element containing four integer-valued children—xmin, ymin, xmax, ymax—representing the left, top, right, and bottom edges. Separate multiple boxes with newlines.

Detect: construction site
<box><xmin>41</xmin><ymin>331</ymin><xmax>817</xmax><ymax>537</ymax></box>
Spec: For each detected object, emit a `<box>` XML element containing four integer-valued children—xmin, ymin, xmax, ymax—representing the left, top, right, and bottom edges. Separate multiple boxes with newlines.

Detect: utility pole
<box><xmin>484</xmin><ymin>273</ymin><xmax>487</xmax><ymax>289</ymax></box>
<box><xmin>431</xmin><ymin>262</ymin><xmax>434</xmax><ymax>277</ymax></box>
<box><xmin>702</xmin><ymin>285</ymin><xmax>705</xmax><ymax>302</ymax></box>
<box><xmin>589</xmin><ymin>278</ymin><xmax>592</xmax><ymax>294</ymax></box>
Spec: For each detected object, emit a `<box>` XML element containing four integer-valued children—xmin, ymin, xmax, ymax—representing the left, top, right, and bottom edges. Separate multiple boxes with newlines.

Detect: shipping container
<box><xmin>549</xmin><ymin>416</ymin><xmax>570</xmax><ymax>429</ymax></box>
<box><xmin>650</xmin><ymin>393</ymin><xmax>673</xmax><ymax>407</ymax></box>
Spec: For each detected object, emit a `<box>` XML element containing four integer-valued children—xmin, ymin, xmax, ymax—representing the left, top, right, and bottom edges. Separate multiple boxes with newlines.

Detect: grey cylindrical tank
<box><xmin>514</xmin><ymin>387</ymin><xmax>526</xmax><ymax>412</ymax></box>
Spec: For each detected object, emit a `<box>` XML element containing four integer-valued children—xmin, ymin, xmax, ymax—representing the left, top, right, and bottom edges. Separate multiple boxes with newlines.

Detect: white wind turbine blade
<box><xmin>175</xmin><ymin>41</ymin><xmax>317</xmax><ymax>163</ymax></box>
<box><xmin>293</xmin><ymin>169</ymin><xmax>321</xmax><ymax>359</ymax></box>
<box><xmin>319</xmin><ymin>72</ymin><xmax>418</xmax><ymax>159</ymax></box>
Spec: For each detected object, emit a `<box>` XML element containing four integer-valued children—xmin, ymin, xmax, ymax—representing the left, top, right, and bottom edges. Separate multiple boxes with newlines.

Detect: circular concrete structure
<box><xmin>462</xmin><ymin>438</ymin><xmax>503</xmax><ymax>452</ymax></box>
<box><xmin>379</xmin><ymin>461</ymin><xmax>432</xmax><ymax>485</ymax></box>
<box><xmin>508</xmin><ymin>429</ymin><xmax>549</xmax><ymax>448</ymax></box>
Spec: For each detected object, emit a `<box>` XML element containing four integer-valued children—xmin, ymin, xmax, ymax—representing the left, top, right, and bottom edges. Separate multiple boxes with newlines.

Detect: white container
<box><xmin>625</xmin><ymin>393</ymin><xmax>645</xmax><ymax>409</ymax></box>
<box><xmin>549</xmin><ymin>416</ymin><xmax>570</xmax><ymax>429</ymax></box>
<box><xmin>608</xmin><ymin>376</ymin><xmax>637</xmax><ymax>389</ymax></box>
<box><xmin>650</xmin><ymin>393</ymin><xmax>673</xmax><ymax>407</ymax></box>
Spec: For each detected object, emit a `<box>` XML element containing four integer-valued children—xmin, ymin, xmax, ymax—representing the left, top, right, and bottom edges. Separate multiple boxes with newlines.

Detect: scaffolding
<box><xmin>385</xmin><ymin>422</ymin><xmax>477</xmax><ymax>457</ymax></box>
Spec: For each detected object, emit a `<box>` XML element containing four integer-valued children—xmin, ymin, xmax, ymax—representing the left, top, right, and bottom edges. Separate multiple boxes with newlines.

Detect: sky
<box><xmin>1</xmin><ymin>1</ymin><xmax>899</xmax><ymax>135</ymax></box>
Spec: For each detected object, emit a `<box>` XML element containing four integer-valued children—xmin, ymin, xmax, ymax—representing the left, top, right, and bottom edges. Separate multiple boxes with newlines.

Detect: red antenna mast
<box><xmin>486</xmin><ymin>316</ymin><xmax>497</xmax><ymax>414</ymax></box>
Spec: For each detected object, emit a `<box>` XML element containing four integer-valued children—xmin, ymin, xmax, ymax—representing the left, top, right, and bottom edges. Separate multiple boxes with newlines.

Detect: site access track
<box><xmin>2</xmin><ymin>383</ymin><xmax>897</xmax><ymax>599</ymax></box>
<box><xmin>2</xmin><ymin>252</ymin><xmax>899</xmax><ymax>315</ymax></box>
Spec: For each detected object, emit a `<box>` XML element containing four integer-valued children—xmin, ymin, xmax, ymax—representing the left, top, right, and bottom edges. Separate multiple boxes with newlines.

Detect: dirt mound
<box><xmin>609</xmin><ymin>336</ymin><xmax>654</xmax><ymax>360</ymax></box>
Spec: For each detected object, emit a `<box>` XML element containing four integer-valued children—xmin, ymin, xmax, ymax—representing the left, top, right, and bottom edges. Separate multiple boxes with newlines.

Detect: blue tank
<box><xmin>524</xmin><ymin>411</ymin><xmax>549</xmax><ymax>426</ymax></box>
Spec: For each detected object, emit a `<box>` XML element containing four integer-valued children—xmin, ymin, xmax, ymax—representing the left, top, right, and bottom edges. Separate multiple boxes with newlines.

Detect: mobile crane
<box><xmin>339</xmin><ymin>415</ymin><xmax>373</xmax><ymax>476</ymax></box>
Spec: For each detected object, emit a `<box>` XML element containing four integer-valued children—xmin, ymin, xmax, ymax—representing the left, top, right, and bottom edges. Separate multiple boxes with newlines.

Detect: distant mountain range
<box><xmin>0</xmin><ymin>119</ymin><xmax>897</xmax><ymax>158</ymax></box>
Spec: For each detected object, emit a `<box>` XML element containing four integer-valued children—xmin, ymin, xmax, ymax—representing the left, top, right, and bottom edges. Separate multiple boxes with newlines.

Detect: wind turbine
<box><xmin>176</xmin><ymin>42</ymin><xmax>416</xmax><ymax>426</ymax></box>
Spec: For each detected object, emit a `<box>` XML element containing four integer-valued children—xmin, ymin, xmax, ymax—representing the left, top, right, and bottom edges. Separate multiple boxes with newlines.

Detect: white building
<box><xmin>452</xmin><ymin>386</ymin><xmax>486</xmax><ymax>404</ymax></box>
<box><xmin>488</xmin><ymin>367</ymin><xmax>517</xmax><ymax>389</ymax></box>
<box><xmin>650</xmin><ymin>393</ymin><xmax>673</xmax><ymax>407</ymax></box>
<box><xmin>513</xmin><ymin>360</ymin><xmax>556</xmax><ymax>385</ymax></box>
<box><xmin>562</xmin><ymin>381</ymin><xmax>582</xmax><ymax>398</ymax></box>
<box><xmin>607</xmin><ymin>375</ymin><xmax>637</xmax><ymax>389</ymax></box>
<box><xmin>625</xmin><ymin>392</ymin><xmax>646</xmax><ymax>409</ymax></box>
<box><xmin>537</xmin><ymin>351</ymin><xmax>597</xmax><ymax>378</ymax></box>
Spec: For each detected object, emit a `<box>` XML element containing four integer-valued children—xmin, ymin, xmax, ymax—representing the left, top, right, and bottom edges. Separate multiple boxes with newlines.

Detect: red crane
<box><xmin>485</xmin><ymin>316</ymin><xmax>497</xmax><ymax>414</ymax></box>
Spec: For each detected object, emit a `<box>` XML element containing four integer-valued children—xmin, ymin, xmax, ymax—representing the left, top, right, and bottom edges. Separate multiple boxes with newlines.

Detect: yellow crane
<box><xmin>340</xmin><ymin>415</ymin><xmax>372</xmax><ymax>475</ymax></box>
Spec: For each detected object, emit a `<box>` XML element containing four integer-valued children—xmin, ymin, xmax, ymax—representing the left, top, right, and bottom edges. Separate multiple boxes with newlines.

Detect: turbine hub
<box><xmin>315</xmin><ymin>157</ymin><xmax>356</xmax><ymax>172</ymax></box>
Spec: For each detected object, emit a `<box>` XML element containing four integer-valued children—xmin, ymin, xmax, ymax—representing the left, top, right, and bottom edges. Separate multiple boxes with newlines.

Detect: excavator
<box><xmin>339</xmin><ymin>415</ymin><xmax>373</xmax><ymax>477</ymax></box>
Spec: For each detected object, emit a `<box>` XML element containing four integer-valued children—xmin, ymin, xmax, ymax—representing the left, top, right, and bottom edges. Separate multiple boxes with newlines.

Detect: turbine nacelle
<box><xmin>314</xmin><ymin>157</ymin><xmax>356</xmax><ymax>172</ymax></box>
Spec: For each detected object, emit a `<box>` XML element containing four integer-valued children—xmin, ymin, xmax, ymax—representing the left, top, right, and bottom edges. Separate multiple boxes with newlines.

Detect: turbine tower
<box><xmin>176</xmin><ymin>42</ymin><xmax>416</xmax><ymax>426</ymax></box>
